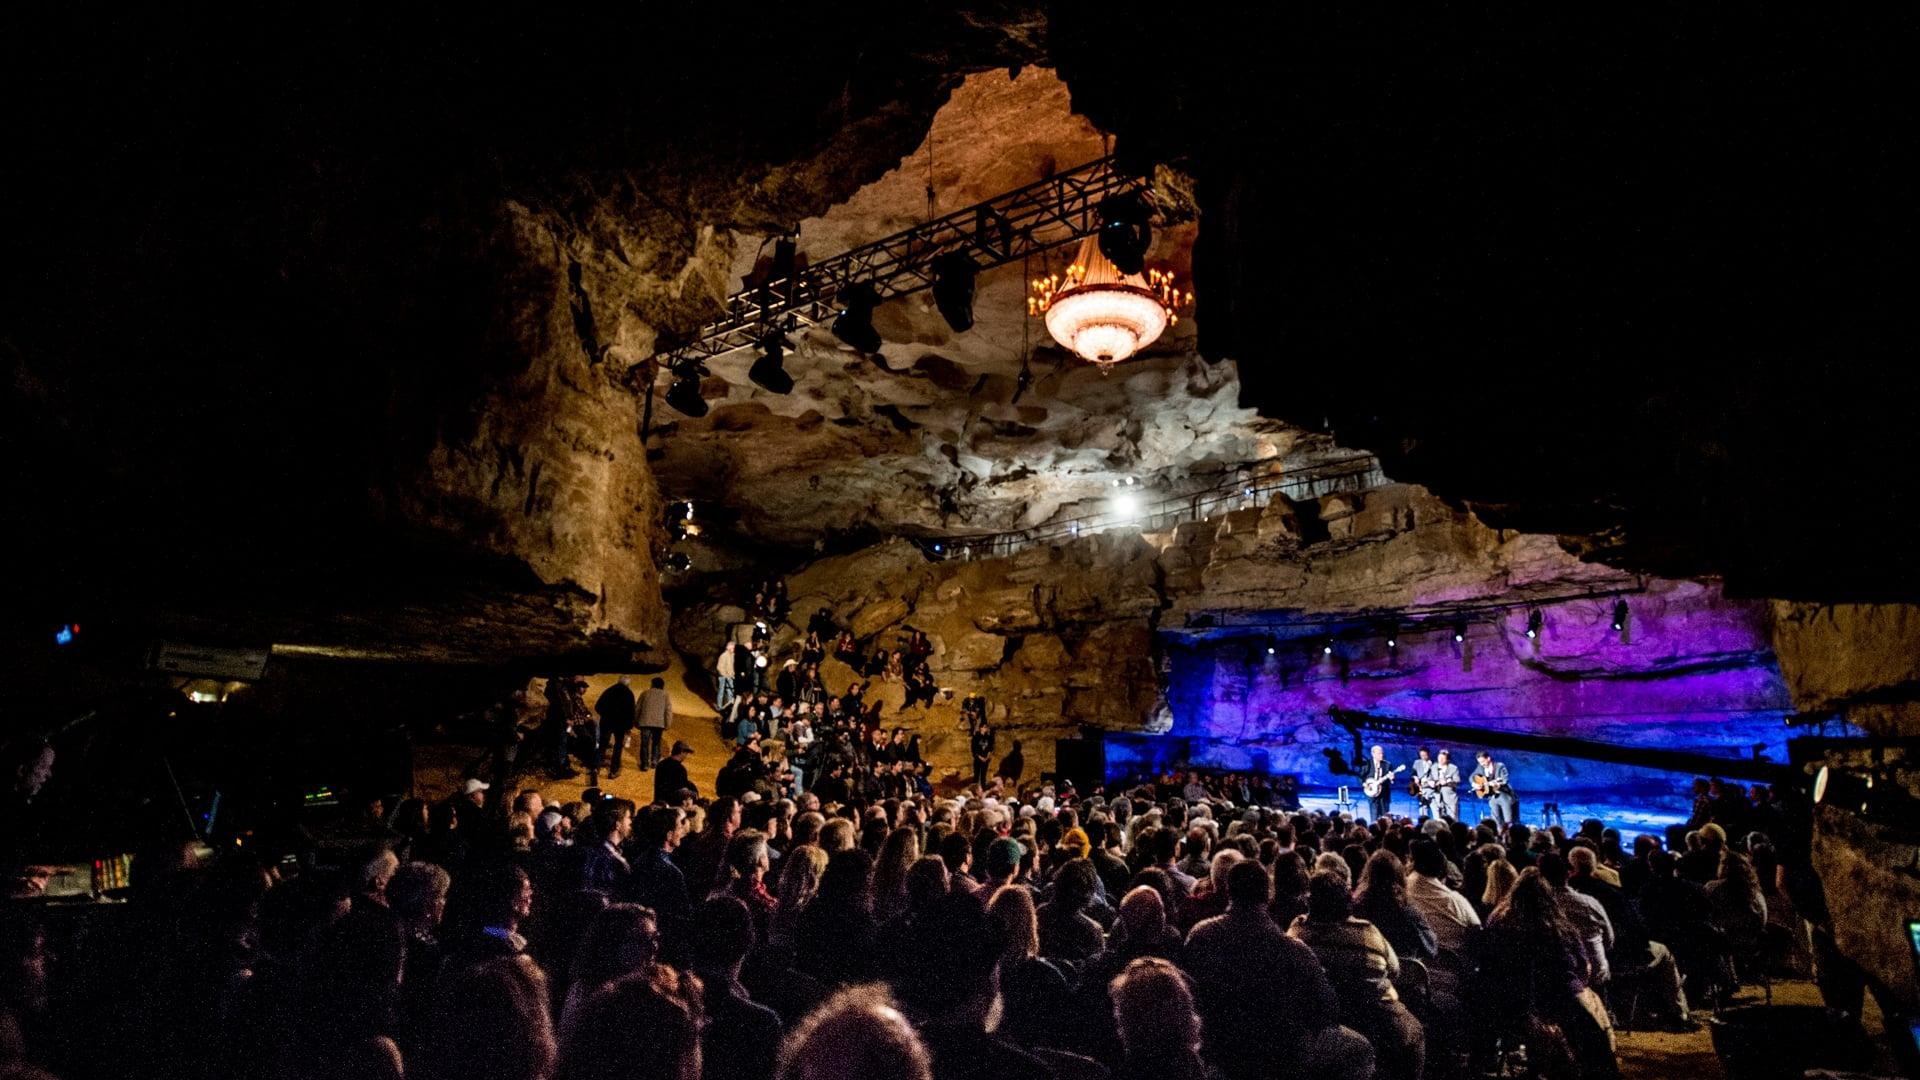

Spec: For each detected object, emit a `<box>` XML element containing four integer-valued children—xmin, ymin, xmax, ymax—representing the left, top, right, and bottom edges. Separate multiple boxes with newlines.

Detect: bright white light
<box><xmin>1044</xmin><ymin>285</ymin><xmax>1169</xmax><ymax>366</ymax></box>
<box><xmin>1110</xmin><ymin>491</ymin><xmax>1141</xmax><ymax>519</ymax></box>
<box><xmin>1266</xmin><ymin>645</ymin><xmax>1276</xmax><ymax>655</ymax></box>
<box><xmin>755</xmin><ymin>655</ymin><xmax>768</xmax><ymax>669</ymax></box>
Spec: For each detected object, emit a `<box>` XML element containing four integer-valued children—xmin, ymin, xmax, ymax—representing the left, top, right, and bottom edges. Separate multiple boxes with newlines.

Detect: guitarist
<box><xmin>1472</xmin><ymin>750</ymin><xmax>1519</xmax><ymax>829</ymax></box>
<box><xmin>1431</xmin><ymin>749</ymin><xmax>1462</xmax><ymax>821</ymax></box>
<box><xmin>1410</xmin><ymin>747</ymin><xmax>1437</xmax><ymax>819</ymax></box>
<box><xmin>1362</xmin><ymin>744</ymin><xmax>1400</xmax><ymax>822</ymax></box>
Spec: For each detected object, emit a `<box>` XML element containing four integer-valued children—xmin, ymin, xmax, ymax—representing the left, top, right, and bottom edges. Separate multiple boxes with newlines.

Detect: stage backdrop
<box><xmin>1137</xmin><ymin>580</ymin><xmax>1796</xmax><ymax>815</ymax></box>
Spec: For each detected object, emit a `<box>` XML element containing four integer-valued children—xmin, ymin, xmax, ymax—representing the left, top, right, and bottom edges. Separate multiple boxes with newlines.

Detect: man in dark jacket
<box><xmin>655</xmin><ymin>740</ymin><xmax>697</xmax><ymax>805</ymax></box>
<box><xmin>594</xmin><ymin>676</ymin><xmax>637</xmax><ymax>779</ymax></box>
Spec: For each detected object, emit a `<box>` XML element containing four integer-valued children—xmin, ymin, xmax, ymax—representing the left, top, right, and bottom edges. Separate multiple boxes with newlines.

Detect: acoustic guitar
<box><xmin>1361</xmin><ymin>764</ymin><xmax>1405</xmax><ymax>799</ymax></box>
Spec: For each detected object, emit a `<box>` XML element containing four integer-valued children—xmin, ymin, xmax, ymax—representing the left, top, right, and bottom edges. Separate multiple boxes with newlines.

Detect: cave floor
<box><xmin>1617</xmin><ymin>977</ymin><xmax>1894</xmax><ymax>1080</ymax></box>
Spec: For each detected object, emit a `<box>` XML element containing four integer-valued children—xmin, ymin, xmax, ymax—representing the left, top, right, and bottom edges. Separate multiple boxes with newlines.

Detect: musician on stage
<box><xmin>1362</xmin><ymin>744</ymin><xmax>1399</xmax><ymax>822</ymax></box>
<box><xmin>1410</xmin><ymin>747</ymin><xmax>1437</xmax><ymax>819</ymax></box>
<box><xmin>1431</xmin><ymin>749</ymin><xmax>1461</xmax><ymax>821</ymax></box>
<box><xmin>1472</xmin><ymin>750</ymin><xmax>1518</xmax><ymax>829</ymax></box>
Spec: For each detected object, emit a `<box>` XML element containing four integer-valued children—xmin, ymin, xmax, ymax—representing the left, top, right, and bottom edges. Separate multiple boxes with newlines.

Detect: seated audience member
<box><xmin>693</xmin><ymin>897</ymin><xmax>784</xmax><ymax>1080</ymax></box>
<box><xmin>1477</xmin><ymin>870</ymin><xmax>1620</xmax><ymax>1080</ymax></box>
<box><xmin>1289</xmin><ymin>870</ymin><xmax>1425</xmax><ymax>1080</ymax></box>
<box><xmin>1352</xmin><ymin>849</ymin><xmax>1439</xmax><ymax>964</ymax></box>
<box><xmin>1109</xmin><ymin>957</ymin><xmax>1210</xmax><ymax>1080</ymax></box>
<box><xmin>554</xmin><ymin>966</ymin><xmax>705</xmax><ymax>1080</ymax></box>
<box><xmin>1185</xmin><ymin>860</ymin><xmax>1342</xmax><ymax>1080</ymax></box>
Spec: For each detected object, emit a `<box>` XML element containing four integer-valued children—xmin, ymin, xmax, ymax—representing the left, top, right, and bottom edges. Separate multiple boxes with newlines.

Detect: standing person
<box><xmin>1362</xmin><ymin>745</ymin><xmax>1399</xmax><ymax>823</ymax></box>
<box><xmin>655</xmin><ymin>741</ymin><xmax>697</xmax><ymax>805</ymax></box>
<box><xmin>1431</xmin><ymin>750</ymin><xmax>1462</xmax><ymax>822</ymax></box>
<box><xmin>970</xmin><ymin>720</ymin><xmax>995</xmax><ymax>792</ymax></box>
<box><xmin>997</xmin><ymin>738</ymin><xmax>1024</xmax><ymax>787</ymax></box>
<box><xmin>635</xmin><ymin>677</ymin><xmax>673</xmax><ymax>772</ymax></box>
<box><xmin>543</xmin><ymin>675</ymin><xmax>581</xmax><ymax>780</ymax></box>
<box><xmin>1410</xmin><ymin>748</ymin><xmax>1436</xmax><ymax>820</ymax></box>
<box><xmin>1472</xmin><ymin>751</ymin><xmax>1518</xmax><ymax>830</ymax></box>
<box><xmin>595</xmin><ymin>676</ymin><xmax>637</xmax><ymax>780</ymax></box>
<box><xmin>716</xmin><ymin>642</ymin><xmax>739</xmax><ymax>712</ymax></box>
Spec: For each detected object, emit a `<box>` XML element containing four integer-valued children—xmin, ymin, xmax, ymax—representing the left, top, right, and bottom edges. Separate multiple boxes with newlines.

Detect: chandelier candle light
<box><xmin>1028</xmin><ymin>233</ymin><xmax>1191</xmax><ymax>369</ymax></box>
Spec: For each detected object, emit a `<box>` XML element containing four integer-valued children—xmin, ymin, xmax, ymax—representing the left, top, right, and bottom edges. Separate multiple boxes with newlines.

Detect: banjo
<box><xmin>1361</xmin><ymin>764</ymin><xmax>1405</xmax><ymax>798</ymax></box>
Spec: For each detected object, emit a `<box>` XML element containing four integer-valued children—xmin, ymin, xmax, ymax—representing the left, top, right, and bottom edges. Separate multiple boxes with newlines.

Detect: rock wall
<box><xmin>1769</xmin><ymin>601</ymin><xmax>1920</xmax><ymax>1014</ymax></box>
<box><xmin>673</xmin><ymin>483</ymin><xmax>1791</xmax><ymax>796</ymax></box>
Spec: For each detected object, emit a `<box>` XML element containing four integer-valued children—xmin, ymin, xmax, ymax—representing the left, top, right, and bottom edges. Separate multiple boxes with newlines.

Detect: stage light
<box><xmin>1526</xmin><ymin>609</ymin><xmax>1543</xmax><ymax>639</ymax></box>
<box><xmin>930</xmin><ymin>252</ymin><xmax>978</xmax><ymax>332</ymax></box>
<box><xmin>664</xmin><ymin>362</ymin><xmax>710</xmax><ymax>417</ymax></box>
<box><xmin>1813</xmin><ymin>765</ymin><xmax>1870</xmax><ymax>813</ymax></box>
<box><xmin>1096</xmin><ymin>192</ymin><xmax>1153</xmax><ymax>276</ymax></box>
<box><xmin>933</xmin><ymin>543</ymin><xmax>943</xmax><ymax>553</ymax></box>
<box><xmin>1611</xmin><ymin>600</ymin><xmax>1628</xmax><ymax>631</ymax></box>
<box><xmin>681</xmin><ymin>502</ymin><xmax>695</xmax><ymax>521</ymax></box>
<box><xmin>1266</xmin><ymin>645</ymin><xmax>1277</xmax><ymax>656</ymax></box>
<box><xmin>1322</xmin><ymin>638</ymin><xmax>1335</xmax><ymax>657</ymax></box>
<box><xmin>749</xmin><ymin>331</ymin><xmax>795</xmax><ymax>395</ymax></box>
<box><xmin>1385</xmin><ymin>632</ymin><xmax>1397</xmax><ymax>650</ymax></box>
<box><xmin>664</xmin><ymin>552</ymin><xmax>693</xmax><ymax>572</ymax></box>
<box><xmin>1453</xmin><ymin>621</ymin><xmax>1466</xmax><ymax>644</ymax></box>
<box><xmin>831</xmin><ymin>282</ymin><xmax>883</xmax><ymax>353</ymax></box>
<box><xmin>1110</xmin><ymin>490</ymin><xmax>1141</xmax><ymax>520</ymax></box>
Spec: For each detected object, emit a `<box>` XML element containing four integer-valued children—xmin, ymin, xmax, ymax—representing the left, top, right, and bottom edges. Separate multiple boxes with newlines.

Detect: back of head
<box><xmin>1117</xmin><ymin>885</ymin><xmax>1166</xmax><ymax>940</ymax></box>
<box><xmin>985</xmin><ymin>837</ymin><xmax>1025</xmax><ymax>881</ymax></box>
<box><xmin>1052</xmin><ymin>858</ymin><xmax>1098</xmax><ymax>909</ymax></box>
<box><xmin>424</xmin><ymin>955</ymin><xmax>556</xmax><ymax>1080</ymax></box>
<box><xmin>1355</xmin><ymin>849</ymin><xmax>1406</xmax><ymax>905</ymax></box>
<box><xmin>1306</xmin><ymin>869</ymin><xmax>1353</xmax><ymax>922</ymax></box>
<box><xmin>1208</xmin><ymin>848</ymin><xmax>1246</xmax><ymax>895</ymax></box>
<box><xmin>904</xmin><ymin>857</ymin><xmax>950</xmax><ymax>912</ymax></box>
<box><xmin>987</xmin><ymin>884</ymin><xmax>1040</xmax><ymax>960</ymax></box>
<box><xmin>1225</xmin><ymin>859</ymin><xmax>1273</xmax><ymax>910</ymax></box>
<box><xmin>1537</xmin><ymin>851</ymin><xmax>1569</xmax><ymax>888</ymax></box>
<box><xmin>556</xmin><ymin>967</ymin><xmax>703</xmax><ymax>1080</ymax></box>
<box><xmin>776</xmin><ymin>984</ymin><xmax>932</xmax><ymax>1080</ymax></box>
<box><xmin>819</xmin><ymin>818</ymin><xmax>856</xmax><ymax>854</ymax></box>
<box><xmin>1110</xmin><ymin>957</ymin><xmax>1200</xmax><ymax>1059</ymax></box>
<box><xmin>818</xmin><ymin>849</ymin><xmax>875</xmax><ymax>909</ymax></box>
<box><xmin>692</xmin><ymin>896</ymin><xmax>754</xmax><ymax>971</ymax></box>
<box><xmin>1566</xmin><ymin>846</ymin><xmax>1598</xmax><ymax>876</ymax></box>
<box><xmin>1408</xmin><ymin>839</ymin><xmax>1447</xmax><ymax>880</ymax></box>
<box><xmin>896</xmin><ymin>890</ymin><xmax>1004</xmax><ymax>1016</ymax></box>
<box><xmin>388</xmin><ymin>861</ymin><xmax>452</xmax><ymax>925</ymax></box>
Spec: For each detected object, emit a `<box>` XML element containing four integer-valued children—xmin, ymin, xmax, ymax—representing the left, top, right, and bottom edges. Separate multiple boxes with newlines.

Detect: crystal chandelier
<box><xmin>1028</xmin><ymin>232</ymin><xmax>1191</xmax><ymax>370</ymax></box>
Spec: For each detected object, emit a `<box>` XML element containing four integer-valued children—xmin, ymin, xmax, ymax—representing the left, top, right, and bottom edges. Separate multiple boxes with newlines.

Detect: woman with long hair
<box><xmin>420</xmin><ymin>954</ymin><xmax>557</xmax><ymax>1080</ymax></box>
<box><xmin>1481</xmin><ymin>858</ymin><xmax>1519</xmax><ymax>913</ymax></box>
<box><xmin>794</xmin><ymin>850</ymin><xmax>877</xmax><ymax>986</ymax></box>
<box><xmin>871</xmin><ymin>828</ymin><xmax>921</xmax><ymax>924</ymax></box>
<box><xmin>1352</xmin><ymin>849</ymin><xmax>1439</xmax><ymax>963</ymax></box>
<box><xmin>1481</xmin><ymin>869</ymin><xmax>1619</xmax><ymax>1079</ymax></box>
<box><xmin>769</xmin><ymin>845</ymin><xmax>828</xmax><ymax>951</ymax></box>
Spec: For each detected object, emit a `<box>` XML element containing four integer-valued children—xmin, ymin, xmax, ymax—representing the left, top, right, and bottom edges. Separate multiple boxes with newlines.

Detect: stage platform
<box><xmin>1291</xmin><ymin>786</ymin><xmax>1688</xmax><ymax>834</ymax></box>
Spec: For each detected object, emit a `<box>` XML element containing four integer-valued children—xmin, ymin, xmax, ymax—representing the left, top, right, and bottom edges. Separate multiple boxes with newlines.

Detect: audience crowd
<box><xmin>3</xmin><ymin>708</ymin><xmax>1828</xmax><ymax>1080</ymax></box>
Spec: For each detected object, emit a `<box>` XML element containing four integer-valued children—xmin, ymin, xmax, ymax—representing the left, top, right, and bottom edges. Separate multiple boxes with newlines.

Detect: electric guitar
<box><xmin>1361</xmin><ymin>764</ymin><xmax>1405</xmax><ymax>799</ymax></box>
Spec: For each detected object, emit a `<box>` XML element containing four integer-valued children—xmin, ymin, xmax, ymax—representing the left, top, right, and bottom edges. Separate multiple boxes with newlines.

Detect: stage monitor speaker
<box><xmin>1053</xmin><ymin>735</ymin><xmax>1106</xmax><ymax>793</ymax></box>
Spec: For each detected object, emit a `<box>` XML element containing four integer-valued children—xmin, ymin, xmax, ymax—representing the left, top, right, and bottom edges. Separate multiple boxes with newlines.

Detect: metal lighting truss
<box><xmin>644</xmin><ymin>155</ymin><xmax>1142</xmax><ymax>378</ymax></box>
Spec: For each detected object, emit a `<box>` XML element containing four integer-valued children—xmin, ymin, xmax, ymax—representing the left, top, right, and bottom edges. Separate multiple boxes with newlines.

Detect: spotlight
<box><xmin>1385</xmin><ymin>628</ymin><xmax>1397</xmax><ymax>650</ymax></box>
<box><xmin>1526</xmin><ymin>609</ymin><xmax>1543</xmax><ymax>640</ymax></box>
<box><xmin>1612</xmin><ymin>599</ymin><xmax>1630</xmax><ymax>641</ymax></box>
<box><xmin>1452</xmin><ymin>621</ymin><xmax>1466</xmax><ymax>644</ymax></box>
<box><xmin>933</xmin><ymin>543</ymin><xmax>943</xmax><ymax>553</ymax></box>
<box><xmin>681</xmin><ymin>502</ymin><xmax>696</xmax><ymax>521</ymax></box>
<box><xmin>1812</xmin><ymin>765</ymin><xmax>1870</xmax><ymax>813</ymax></box>
<box><xmin>1096</xmin><ymin>192</ymin><xmax>1153</xmax><ymax>276</ymax></box>
<box><xmin>1322</xmin><ymin>638</ymin><xmax>1335</xmax><ymax>657</ymax></box>
<box><xmin>749</xmin><ymin>331</ymin><xmax>794</xmax><ymax>394</ymax></box>
<box><xmin>1266</xmin><ymin>644</ymin><xmax>1277</xmax><ymax>656</ymax></box>
<box><xmin>930</xmin><ymin>252</ymin><xmax>978</xmax><ymax>332</ymax></box>
<box><xmin>664</xmin><ymin>362</ymin><xmax>710</xmax><ymax>417</ymax></box>
<box><xmin>831</xmin><ymin>282</ymin><xmax>883</xmax><ymax>353</ymax></box>
<box><xmin>664</xmin><ymin>552</ymin><xmax>693</xmax><ymax>572</ymax></box>
<box><xmin>1110</xmin><ymin>490</ymin><xmax>1141</xmax><ymax>520</ymax></box>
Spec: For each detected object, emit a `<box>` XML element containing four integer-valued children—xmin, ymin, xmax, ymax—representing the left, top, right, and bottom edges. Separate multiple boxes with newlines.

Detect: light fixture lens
<box><xmin>1110</xmin><ymin>491</ymin><xmax>1141</xmax><ymax>519</ymax></box>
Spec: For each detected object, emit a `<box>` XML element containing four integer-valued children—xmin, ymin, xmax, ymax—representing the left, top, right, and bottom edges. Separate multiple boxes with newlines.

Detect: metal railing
<box><xmin>917</xmin><ymin>455</ymin><xmax>1389</xmax><ymax>561</ymax></box>
<box><xmin>646</xmin><ymin>155</ymin><xmax>1142</xmax><ymax>374</ymax></box>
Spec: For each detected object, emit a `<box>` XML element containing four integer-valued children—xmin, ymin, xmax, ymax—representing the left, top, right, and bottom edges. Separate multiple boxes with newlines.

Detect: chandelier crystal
<box><xmin>1028</xmin><ymin>232</ymin><xmax>1191</xmax><ymax>370</ymax></box>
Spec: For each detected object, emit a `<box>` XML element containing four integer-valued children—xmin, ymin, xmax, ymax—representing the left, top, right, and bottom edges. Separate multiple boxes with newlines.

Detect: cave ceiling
<box><xmin>4</xmin><ymin>6</ymin><xmax>1916</xmax><ymax>685</ymax></box>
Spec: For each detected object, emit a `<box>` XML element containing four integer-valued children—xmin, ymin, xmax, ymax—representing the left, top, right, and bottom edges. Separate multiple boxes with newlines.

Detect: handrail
<box><xmin>917</xmin><ymin>454</ymin><xmax>1388</xmax><ymax>561</ymax></box>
